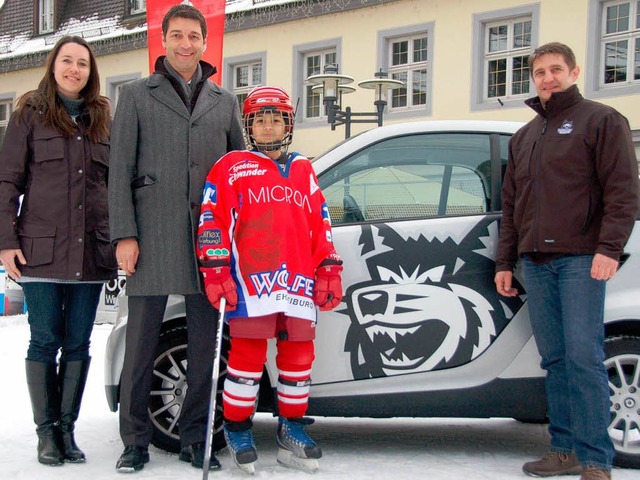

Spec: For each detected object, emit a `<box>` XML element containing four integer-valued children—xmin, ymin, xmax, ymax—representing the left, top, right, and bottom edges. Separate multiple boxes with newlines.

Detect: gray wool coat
<box><xmin>108</xmin><ymin>65</ymin><xmax>245</xmax><ymax>296</ymax></box>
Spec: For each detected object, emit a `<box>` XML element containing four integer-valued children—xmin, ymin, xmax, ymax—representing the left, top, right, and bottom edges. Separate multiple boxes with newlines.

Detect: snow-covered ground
<box><xmin>1</xmin><ymin>315</ymin><xmax>636</xmax><ymax>479</ymax></box>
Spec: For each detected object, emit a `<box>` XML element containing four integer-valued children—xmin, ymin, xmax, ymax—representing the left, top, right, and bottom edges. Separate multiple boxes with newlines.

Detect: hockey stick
<box><xmin>202</xmin><ymin>296</ymin><xmax>226</xmax><ymax>479</ymax></box>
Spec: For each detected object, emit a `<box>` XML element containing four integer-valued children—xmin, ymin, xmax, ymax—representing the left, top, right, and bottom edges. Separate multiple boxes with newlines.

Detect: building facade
<box><xmin>1</xmin><ymin>0</ymin><xmax>640</xmax><ymax>157</ymax></box>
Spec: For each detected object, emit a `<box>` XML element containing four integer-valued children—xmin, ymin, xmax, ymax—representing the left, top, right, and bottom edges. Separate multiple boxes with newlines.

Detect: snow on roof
<box><xmin>226</xmin><ymin>0</ymin><xmax>301</xmax><ymax>13</ymax></box>
<box><xmin>0</xmin><ymin>13</ymin><xmax>147</xmax><ymax>61</ymax></box>
<box><xmin>0</xmin><ymin>0</ymin><xmax>301</xmax><ymax>61</ymax></box>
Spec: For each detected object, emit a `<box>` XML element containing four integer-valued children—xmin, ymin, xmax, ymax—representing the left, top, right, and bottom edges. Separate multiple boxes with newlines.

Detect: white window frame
<box><xmin>38</xmin><ymin>0</ymin><xmax>54</xmax><ymax>34</ymax></box>
<box><xmin>471</xmin><ymin>4</ymin><xmax>539</xmax><ymax>111</ymax></box>
<box><xmin>587</xmin><ymin>1</ymin><xmax>640</xmax><ymax>97</ymax></box>
<box><xmin>0</xmin><ymin>94</ymin><xmax>15</xmax><ymax>150</ymax></box>
<box><xmin>302</xmin><ymin>49</ymin><xmax>337</xmax><ymax>120</ymax></box>
<box><xmin>233</xmin><ymin>61</ymin><xmax>264</xmax><ymax>106</ymax></box>
<box><xmin>130</xmin><ymin>0</ymin><xmax>146</xmax><ymax>15</ymax></box>
<box><xmin>377</xmin><ymin>23</ymin><xmax>434</xmax><ymax>120</ymax></box>
<box><xmin>601</xmin><ymin>1</ymin><xmax>640</xmax><ymax>86</ymax></box>
<box><xmin>223</xmin><ymin>53</ymin><xmax>267</xmax><ymax>110</ymax></box>
<box><xmin>387</xmin><ymin>33</ymin><xmax>429</xmax><ymax>111</ymax></box>
<box><xmin>483</xmin><ymin>17</ymin><xmax>532</xmax><ymax>101</ymax></box>
<box><xmin>292</xmin><ymin>39</ymin><xmax>341</xmax><ymax>126</ymax></box>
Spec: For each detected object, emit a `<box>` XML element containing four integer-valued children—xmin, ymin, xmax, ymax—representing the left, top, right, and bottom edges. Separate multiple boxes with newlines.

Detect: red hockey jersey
<box><xmin>197</xmin><ymin>150</ymin><xmax>339</xmax><ymax>322</ymax></box>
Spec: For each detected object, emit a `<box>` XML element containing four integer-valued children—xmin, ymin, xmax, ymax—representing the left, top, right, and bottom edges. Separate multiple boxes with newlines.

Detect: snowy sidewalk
<box><xmin>0</xmin><ymin>317</ymin><xmax>635</xmax><ymax>479</ymax></box>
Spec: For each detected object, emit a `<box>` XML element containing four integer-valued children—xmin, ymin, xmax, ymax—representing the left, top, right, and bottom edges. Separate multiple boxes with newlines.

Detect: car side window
<box><xmin>319</xmin><ymin>132</ymin><xmax>505</xmax><ymax>225</ymax></box>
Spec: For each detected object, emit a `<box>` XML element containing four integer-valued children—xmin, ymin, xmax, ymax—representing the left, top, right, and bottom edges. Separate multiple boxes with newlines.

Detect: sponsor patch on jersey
<box><xmin>248</xmin><ymin>185</ymin><xmax>312</xmax><ymax>212</ymax></box>
<box><xmin>321</xmin><ymin>203</ymin><xmax>331</xmax><ymax>225</ymax></box>
<box><xmin>199</xmin><ymin>229</ymin><xmax>222</xmax><ymax>245</ymax></box>
<box><xmin>326</xmin><ymin>230</ymin><xmax>333</xmax><ymax>243</ymax></box>
<box><xmin>198</xmin><ymin>210</ymin><xmax>214</xmax><ymax>227</ymax></box>
<box><xmin>205</xmin><ymin>247</ymin><xmax>230</xmax><ymax>259</ymax></box>
<box><xmin>202</xmin><ymin>182</ymin><xmax>217</xmax><ymax>206</ymax></box>
<box><xmin>229</xmin><ymin>159</ymin><xmax>267</xmax><ymax>185</ymax></box>
<box><xmin>557</xmin><ymin>120</ymin><xmax>573</xmax><ymax>135</ymax></box>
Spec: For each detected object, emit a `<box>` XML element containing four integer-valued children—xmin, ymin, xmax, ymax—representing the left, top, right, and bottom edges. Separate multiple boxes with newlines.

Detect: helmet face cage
<box><xmin>243</xmin><ymin>87</ymin><xmax>295</xmax><ymax>153</ymax></box>
<box><xmin>244</xmin><ymin>109</ymin><xmax>294</xmax><ymax>152</ymax></box>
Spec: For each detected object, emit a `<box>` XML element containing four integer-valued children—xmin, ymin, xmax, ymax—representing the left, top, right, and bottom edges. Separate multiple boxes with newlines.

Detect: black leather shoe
<box><xmin>116</xmin><ymin>445</ymin><xmax>149</xmax><ymax>473</ymax></box>
<box><xmin>179</xmin><ymin>442</ymin><xmax>221</xmax><ymax>470</ymax></box>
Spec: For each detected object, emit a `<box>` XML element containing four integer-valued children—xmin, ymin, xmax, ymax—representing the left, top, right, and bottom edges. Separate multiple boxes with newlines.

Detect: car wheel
<box><xmin>148</xmin><ymin>323</ymin><xmax>228</xmax><ymax>453</ymax></box>
<box><xmin>604</xmin><ymin>335</ymin><xmax>640</xmax><ymax>468</ymax></box>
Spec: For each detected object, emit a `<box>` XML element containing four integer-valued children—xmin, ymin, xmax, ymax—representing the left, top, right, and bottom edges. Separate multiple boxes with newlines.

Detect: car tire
<box><xmin>148</xmin><ymin>323</ymin><xmax>228</xmax><ymax>453</ymax></box>
<box><xmin>604</xmin><ymin>335</ymin><xmax>640</xmax><ymax>468</ymax></box>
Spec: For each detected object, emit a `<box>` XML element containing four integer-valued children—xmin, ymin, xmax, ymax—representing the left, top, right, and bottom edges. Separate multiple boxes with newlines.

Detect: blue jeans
<box><xmin>523</xmin><ymin>255</ymin><xmax>614</xmax><ymax>470</ymax></box>
<box><xmin>22</xmin><ymin>282</ymin><xmax>103</xmax><ymax>364</ymax></box>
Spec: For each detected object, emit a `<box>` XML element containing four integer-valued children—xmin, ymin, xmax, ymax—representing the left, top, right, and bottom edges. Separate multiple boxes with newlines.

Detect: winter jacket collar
<box><xmin>152</xmin><ymin>55</ymin><xmax>217</xmax><ymax>82</ymax></box>
<box><xmin>148</xmin><ymin>56</ymin><xmax>219</xmax><ymax>112</ymax></box>
<box><xmin>525</xmin><ymin>84</ymin><xmax>583</xmax><ymax>119</ymax></box>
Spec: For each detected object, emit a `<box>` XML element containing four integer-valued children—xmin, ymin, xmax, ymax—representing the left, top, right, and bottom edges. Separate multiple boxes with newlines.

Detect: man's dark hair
<box><xmin>162</xmin><ymin>4</ymin><xmax>208</xmax><ymax>40</ymax></box>
<box><xmin>528</xmin><ymin>42</ymin><xmax>577</xmax><ymax>74</ymax></box>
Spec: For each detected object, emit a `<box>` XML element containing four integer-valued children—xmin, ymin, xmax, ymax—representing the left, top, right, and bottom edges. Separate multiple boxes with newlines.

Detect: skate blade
<box><xmin>277</xmin><ymin>448</ymin><xmax>319</xmax><ymax>473</ymax></box>
<box><xmin>233</xmin><ymin>459</ymin><xmax>255</xmax><ymax>475</ymax></box>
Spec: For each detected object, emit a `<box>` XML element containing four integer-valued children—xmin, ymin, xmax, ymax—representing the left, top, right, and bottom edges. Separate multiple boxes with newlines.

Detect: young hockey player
<box><xmin>197</xmin><ymin>86</ymin><xmax>343</xmax><ymax>474</ymax></box>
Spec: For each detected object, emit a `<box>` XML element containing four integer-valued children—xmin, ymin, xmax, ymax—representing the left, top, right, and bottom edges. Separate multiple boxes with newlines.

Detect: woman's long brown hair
<box><xmin>16</xmin><ymin>35</ymin><xmax>110</xmax><ymax>143</ymax></box>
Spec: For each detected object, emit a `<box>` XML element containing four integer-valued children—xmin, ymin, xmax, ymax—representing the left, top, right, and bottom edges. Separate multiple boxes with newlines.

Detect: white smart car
<box><xmin>104</xmin><ymin>120</ymin><xmax>640</xmax><ymax>468</ymax></box>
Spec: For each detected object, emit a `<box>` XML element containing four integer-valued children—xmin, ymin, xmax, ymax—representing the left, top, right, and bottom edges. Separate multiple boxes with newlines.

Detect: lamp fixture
<box><xmin>307</xmin><ymin>65</ymin><xmax>405</xmax><ymax>139</ymax></box>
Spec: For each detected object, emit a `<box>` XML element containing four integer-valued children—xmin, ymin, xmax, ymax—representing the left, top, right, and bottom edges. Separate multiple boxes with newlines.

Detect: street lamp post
<box><xmin>307</xmin><ymin>65</ymin><xmax>405</xmax><ymax>139</ymax></box>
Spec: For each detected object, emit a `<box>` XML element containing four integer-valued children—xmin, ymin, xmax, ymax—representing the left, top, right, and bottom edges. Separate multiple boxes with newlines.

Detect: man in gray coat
<box><xmin>108</xmin><ymin>4</ymin><xmax>245</xmax><ymax>473</ymax></box>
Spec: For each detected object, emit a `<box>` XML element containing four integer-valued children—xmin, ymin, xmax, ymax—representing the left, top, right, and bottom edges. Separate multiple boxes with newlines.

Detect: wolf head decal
<box><xmin>342</xmin><ymin>218</ymin><xmax>525</xmax><ymax>379</ymax></box>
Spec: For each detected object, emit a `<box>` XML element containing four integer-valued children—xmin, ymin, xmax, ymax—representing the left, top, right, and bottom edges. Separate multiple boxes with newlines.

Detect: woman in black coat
<box><xmin>0</xmin><ymin>36</ymin><xmax>116</xmax><ymax>466</ymax></box>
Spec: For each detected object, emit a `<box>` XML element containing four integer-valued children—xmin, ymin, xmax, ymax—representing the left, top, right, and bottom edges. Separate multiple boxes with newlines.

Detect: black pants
<box><xmin>118</xmin><ymin>293</ymin><xmax>218</xmax><ymax>447</ymax></box>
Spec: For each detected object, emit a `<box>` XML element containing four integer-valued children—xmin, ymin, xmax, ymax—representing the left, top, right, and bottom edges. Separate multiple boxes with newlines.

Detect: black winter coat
<box><xmin>0</xmin><ymin>106</ymin><xmax>117</xmax><ymax>281</ymax></box>
<box><xmin>497</xmin><ymin>85</ymin><xmax>639</xmax><ymax>271</ymax></box>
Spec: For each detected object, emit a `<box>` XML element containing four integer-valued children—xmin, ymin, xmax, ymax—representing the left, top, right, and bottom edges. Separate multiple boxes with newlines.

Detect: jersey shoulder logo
<box><xmin>310</xmin><ymin>173</ymin><xmax>319</xmax><ymax>195</ymax></box>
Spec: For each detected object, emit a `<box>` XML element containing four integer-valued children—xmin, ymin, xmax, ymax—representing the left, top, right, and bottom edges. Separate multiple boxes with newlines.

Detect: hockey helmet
<box><xmin>243</xmin><ymin>86</ymin><xmax>294</xmax><ymax>152</ymax></box>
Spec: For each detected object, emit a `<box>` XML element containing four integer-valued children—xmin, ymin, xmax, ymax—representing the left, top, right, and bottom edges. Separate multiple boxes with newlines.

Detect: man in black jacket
<box><xmin>495</xmin><ymin>42</ymin><xmax>639</xmax><ymax>480</ymax></box>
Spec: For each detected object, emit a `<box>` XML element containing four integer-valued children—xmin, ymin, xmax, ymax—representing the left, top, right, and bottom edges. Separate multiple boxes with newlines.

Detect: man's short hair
<box><xmin>162</xmin><ymin>4</ymin><xmax>208</xmax><ymax>40</ymax></box>
<box><xmin>528</xmin><ymin>42</ymin><xmax>577</xmax><ymax>74</ymax></box>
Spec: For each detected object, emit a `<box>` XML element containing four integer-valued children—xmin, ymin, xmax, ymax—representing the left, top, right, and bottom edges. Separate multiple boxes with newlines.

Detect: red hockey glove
<box><xmin>200</xmin><ymin>266</ymin><xmax>238</xmax><ymax>311</ymax></box>
<box><xmin>313</xmin><ymin>264</ymin><xmax>344</xmax><ymax>311</ymax></box>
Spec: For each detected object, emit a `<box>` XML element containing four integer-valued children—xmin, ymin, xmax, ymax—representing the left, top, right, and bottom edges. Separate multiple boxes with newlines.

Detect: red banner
<box><xmin>146</xmin><ymin>0</ymin><xmax>226</xmax><ymax>85</ymax></box>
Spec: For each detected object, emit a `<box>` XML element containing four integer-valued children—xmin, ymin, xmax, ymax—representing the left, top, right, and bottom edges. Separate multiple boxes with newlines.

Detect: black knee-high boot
<box><xmin>58</xmin><ymin>358</ymin><xmax>91</xmax><ymax>463</ymax></box>
<box><xmin>25</xmin><ymin>360</ymin><xmax>64</xmax><ymax>466</ymax></box>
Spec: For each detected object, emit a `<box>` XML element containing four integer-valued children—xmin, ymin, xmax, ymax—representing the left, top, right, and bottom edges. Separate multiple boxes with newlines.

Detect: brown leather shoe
<box><xmin>523</xmin><ymin>452</ymin><xmax>582</xmax><ymax>477</ymax></box>
<box><xmin>580</xmin><ymin>467</ymin><xmax>611</xmax><ymax>480</ymax></box>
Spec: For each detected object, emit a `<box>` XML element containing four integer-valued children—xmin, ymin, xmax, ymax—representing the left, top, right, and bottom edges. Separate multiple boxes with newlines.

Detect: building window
<box><xmin>105</xmin><ymin>74</ymin><xmax>141</xmax><ymax>112</ymax></box>
<box><xmin>484</xmin><ymin>17</ymin><xmax>532</xmax><ymax>99</ymax></box>
<box><xmin>128</xmin><ymin>0</ymin><xmax>146</xmax><ymax>15</ymax></box>
<box><xmin>378</xmin><ymin>24</ymin><xmax>433</xmax><ymax>118</ymax></box>
<box><xmin>37</xmin><ymin>0</ymin><xmax>55</xmax><ymax>34</ymax></box>
<box><xmin>303</xmin><ymin>49</ymin><xmax>337</xmax><ymax>119</ymax></box>
<box><xmin>223</xmin><ymin>53</ymin><xmax>267</xmax><ymax>110</ymax></box>
<box><xmin>293</xmin><ymin>39</ymin><xmax>341</xmax><ymax>124</ymax></box>
<box><xmin>233</xmin><ymin>61</ymin><xmax>263</xmax><ymax>106</ymax></box>
<box><xmin>471</xmin><ymin>5</ymin><xmax>539</xmax><ymax>111</ymax></box>
<box><xmin>601</xmin><ymin>1</ymin><xmax>640</xmax><ymax>85</ymax></box>
<box><xmin>0</xmin><ymin>98</ymin><xmax>14</xmax><ymax>149</ymax></box>
<box><xmin>387</xmin><ymin>33</ymin><xmax>428</xmax><ymax>109</ymax></box>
